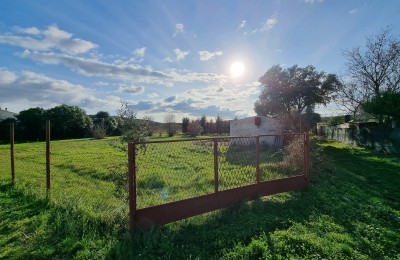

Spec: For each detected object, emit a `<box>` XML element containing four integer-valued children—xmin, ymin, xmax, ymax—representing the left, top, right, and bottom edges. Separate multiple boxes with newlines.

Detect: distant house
<box><xmin>0</xmin><ymin>107</ymin><xmax>16</xmax><ymax>120</ymax></box>
<box><xmin>230</xmin><ymin>116</ymin><xmax>281</xmax><ymax>137</ymax></box>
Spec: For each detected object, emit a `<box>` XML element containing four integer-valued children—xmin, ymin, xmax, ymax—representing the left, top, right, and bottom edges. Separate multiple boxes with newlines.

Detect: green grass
<box><xmin>1</xmin><ymin>137</ymin><xmax>399</xmax><ymax>259</ymax></box>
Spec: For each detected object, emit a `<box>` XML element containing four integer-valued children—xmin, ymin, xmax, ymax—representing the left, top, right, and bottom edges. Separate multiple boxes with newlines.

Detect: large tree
<box><xmin>340</xmin><ymin>27</ymin><xmax>400</xmax><ymax>122</ymax></box>
<box><xmin>254</xmin><ymin>65</ymin><xmax>341</xmax><ymax>124</ymax></box>
<box><xmin>16</xmin><ymin>107</ymin><xmax>45</xmax><ymax>141</ymax></box>
<box><xmin>45</xmin><ymin>104</ymin><xmax>92</xmax><ymax>139</ymax></box>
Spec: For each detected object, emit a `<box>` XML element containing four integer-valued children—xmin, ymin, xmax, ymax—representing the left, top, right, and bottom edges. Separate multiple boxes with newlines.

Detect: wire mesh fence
<box><xmin>2</xmin><ymin>121</ymin><xmax>308</xmax><ymax>229</ymax></box>
<box><xmin>135</xmin><ymin>139</ymin><xmax>215</xmax><ymax>209</ymax></box>
<box><xmin>2</xmin><ymin>122</ymin><xmax>129</xmax><ymax>226</ymax></box>
<box><xmin>133</xmin><ymin>134</ymin><xmax>307</xmax><ymax>209</ymax></box>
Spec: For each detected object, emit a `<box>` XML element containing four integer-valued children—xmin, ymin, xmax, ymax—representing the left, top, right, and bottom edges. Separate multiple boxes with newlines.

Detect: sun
<box><xmin>230</xmin><ymin>61</ymin><xmax>245</xmax><ymax>78</ymax></box>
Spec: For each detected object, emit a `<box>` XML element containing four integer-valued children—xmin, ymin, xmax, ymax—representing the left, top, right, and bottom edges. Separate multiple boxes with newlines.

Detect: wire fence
<box><xmin>133</xmin><ymin>134</ymin><xmax>307</xmax><ymax>210</ymax></box>
<box><xmin>1</xmin><ymin>121</ymin><xmax>309</xmax><ymax>229</ymax></box>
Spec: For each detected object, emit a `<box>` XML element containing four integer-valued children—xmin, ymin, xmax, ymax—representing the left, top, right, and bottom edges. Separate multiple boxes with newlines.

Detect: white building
<box><xmin>230</xmin><ymin>116</ymin><xmax>281</xmax><ymax>137</ymax></box>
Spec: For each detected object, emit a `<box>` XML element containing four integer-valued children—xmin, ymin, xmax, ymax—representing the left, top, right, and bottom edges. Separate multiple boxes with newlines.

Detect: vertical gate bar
<box><xmin>256</xmin><ymin>136</ymin><xmax>260</xmax><ymax>183</ymax></box>
<box><xmin>10</xmin><ymin>123</ymin><xmax>15</xmax><ymax>185</ymax></box>
<box><xmin>303</xmin><ymin>133</ymin><xmax>308</xmax><ymax>182</ymax></box>
<box><xmin>213</xmin><ymin>139</ymin><xmax>219</xmax><ymax>193</ymax></box>
<box><xmin>46</xmin><ymin>120</ymin><xmax>51</xmax><ymax>196</ymax></box>
<box><xmin>128</xmin><ymin>142</ymin><xmax>136</xmax><ymax>231</ymax></box>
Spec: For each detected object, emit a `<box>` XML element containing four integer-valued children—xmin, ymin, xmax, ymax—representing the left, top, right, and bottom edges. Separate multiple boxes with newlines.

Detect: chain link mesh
<box><xmin>136</xmin><ymin>140</ymin><xmax>214</xmax><ymax>209</ymax></box>
<box><xmin>218</xmin><ymin>137</ymin><xmax>257</xmax><ymax>190</ymax></box>
<box><xmin>2</xmin><ymin>121</ymin><xmax>306</xmax><ymax>226</ymax></box>
<box><xmin>259</xmin><ymin>134</ymin><xmax>305</xmax><ymax>181</ymax></box>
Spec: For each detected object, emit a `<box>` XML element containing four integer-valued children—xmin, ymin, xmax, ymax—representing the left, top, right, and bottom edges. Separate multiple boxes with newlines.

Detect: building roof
<box><xmin>0</xmin><ymin>108</ymin><xmax>16</xmax><ymax>120</ymax></box>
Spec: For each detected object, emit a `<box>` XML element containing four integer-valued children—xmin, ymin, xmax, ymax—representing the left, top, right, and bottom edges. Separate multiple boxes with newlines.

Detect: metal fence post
<box><xmin>46</xmin><ymin>120</ymin><xmax>51</xmax><ymax>197</ymax></box>
<box><xmin>10</xmin><ymin>123</ymin><xmax>15</xmax><ymax>185</ymax></box>
<box><xmin>256</xmin><ymin>136</ymin><xmax>260</xmax><ymax>183</ymax></box>
<box><xmin>128</xmin><ymin>142</ymin><xmax>136</xmax><ymax>232</ymax></box>
<box><xmin>213</xmin><ymin>139</ymin><xmax>219</xmax><ymax>193</ymax></box>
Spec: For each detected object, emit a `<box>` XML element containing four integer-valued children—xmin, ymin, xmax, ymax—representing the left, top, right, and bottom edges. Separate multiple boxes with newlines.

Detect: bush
<box><xmin>187</xmin><ymin>121</ymin><xmax>203</xmax><ymax>137</ymax></box>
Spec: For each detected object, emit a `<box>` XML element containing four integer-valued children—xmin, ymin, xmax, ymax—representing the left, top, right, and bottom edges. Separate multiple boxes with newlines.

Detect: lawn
<box><xmin>0</xmin><ymin>137</ymin><xmax>399</xmax><ymax>259</ymax></box>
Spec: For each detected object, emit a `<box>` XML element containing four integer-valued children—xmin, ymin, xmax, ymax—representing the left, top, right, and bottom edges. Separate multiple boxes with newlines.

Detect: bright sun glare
<box><xmin>230</xmin><ymin>61</ymin><xmax>245</xmax><ymax>78</ymax></box>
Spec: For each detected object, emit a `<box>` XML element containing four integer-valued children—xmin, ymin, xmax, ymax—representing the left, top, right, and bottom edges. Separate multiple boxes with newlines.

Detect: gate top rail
<box><xmin>129</xmin><ymin>133</ymin><xmax>307</xmax><ymax>145</ymax></box>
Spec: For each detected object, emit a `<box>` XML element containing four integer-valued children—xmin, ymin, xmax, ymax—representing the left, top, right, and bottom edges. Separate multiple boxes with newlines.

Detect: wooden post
<box><xmin>46</xmin><ymin>120</ymin><xmax>51</xmax><ymax>197</ymax></box>
<box><xmin>303</xmin><ymin>133</ymin><xmax>310</xmax><ymax>183</ymax></box>
<box><xmin>10</xmin><ymin>123</ymin><xmax>15</xmax><ymax>185</ymax></box>
<box><xmin>128</xmin><ymin>142</ymin><xmax>136</xmax><ymax>232</ymax></box>
<box><xmin>256</xmin><ymin>136</ymin><xmax>260</xmax><ymax>183</ymax></box>
<box><xmin>213</xmin><ymin>139</ymin><xmax>219</xmax><ymax>193</ymax></box>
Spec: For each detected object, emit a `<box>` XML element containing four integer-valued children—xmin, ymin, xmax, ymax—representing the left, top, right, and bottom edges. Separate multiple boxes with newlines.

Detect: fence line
<box><xmin>128</xmin><ymin>133</ymin><xmax>309</xmax><ymax>229</ymax></box>
<box><xmin>2</xmin><ymin>122</ymin><xmax>309</xmax><ymax>230</ymax></box>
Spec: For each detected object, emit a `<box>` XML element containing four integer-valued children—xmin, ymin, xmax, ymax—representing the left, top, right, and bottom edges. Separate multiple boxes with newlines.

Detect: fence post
<box><xmin>128</xmin><ymin>142</ymin><xmax>136</xmax><ymax>232</ymax></box>
<box><xmin>256</xmin><ymin>136</ymin><xmax>260</xmax><ymax>183</ymax></box>
<box><xmin>213</xmin><ymin>139</ymin><xmax>219</xmax><ymax>193</ymax></box>
<box><xmin>10</xmin><ymin>123</ymin><xmax>15</xmax><ymax>185</ymax></box>
<box><xmin>46</xmin><ymin>120</ymin><xmax>51</xmax><ymax>197</ymax></box>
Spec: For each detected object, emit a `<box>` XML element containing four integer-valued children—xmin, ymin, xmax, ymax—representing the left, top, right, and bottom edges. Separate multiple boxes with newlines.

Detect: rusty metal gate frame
<box><xmin>128</xmin><ymin>133</ymin><xmax>310</xmax><ymax>230</ymax></box>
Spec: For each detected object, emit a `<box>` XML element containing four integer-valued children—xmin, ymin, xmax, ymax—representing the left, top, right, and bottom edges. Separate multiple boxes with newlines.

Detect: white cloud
<box><xmin>250</xmin><ymin>16</ymin><xmax>278</xmax><ymax>34</ymax></box>
<box><xmin>21</xmin><ymin>51</ymin><xmax>171</xmax><ymax>83</ymax></box>
<box><xmin>237</xmin><ymin>20</ymin><xmax>247</xmax><ymax>30</ymax></box>
<box><xmin>0</xmin><ymin>68</ymin><xmax>17</xmax><ymax>84</ymax></box>
<box><xmin>0</xmin><ymin>25</ymin><xmax>97</xmax><ymax>54</ymax></box>
<box><xmin>14</xmin><ymin>26</ymin><xmax>40</xmax><ymax>35</ymax></box>
<box><xmin>198</xmin><ymin>50</ymin><xmax>223</xmax><ymax>61</ymax></box>
<box><xmin>301</xmin><ymin>0</ymin><xmax>324</xmax><ymax>3</ymax></box>
<box><xmin>348</xmin><ymin>9</ymin><xmax>358</xmax><ymax>15</ymax></box>
<box><xmin>147</xmin><ymin>93</ymin><xmax>159</xmax><ymax>98</ymax></box>
<box><xmin>118</xmin><ymin>85</ymin><xmax>144</xmax><ymax>94</ymax></box>
<box><xmin>174</xmin><ymin>48</ymin><xmax>190</xmax><ymax>61</ymax></box>
<box><xmin>261</xmin><ymin>17</ymin><xmax>278</xmax><ymax>31</ymax></box>
<box><xmin>163</xmin><ymin>57</ymin><xmax>173</xmax><ymax>63</ymax></box>
<box><xmin>133</xmin><ymin>47</ymin><xmax>146</xmax><ymax>57</ymax></box>
<box><xmin>173</xmin><ymin>23</ymin><xmax>184</xmax><ymax>37</ymax></box>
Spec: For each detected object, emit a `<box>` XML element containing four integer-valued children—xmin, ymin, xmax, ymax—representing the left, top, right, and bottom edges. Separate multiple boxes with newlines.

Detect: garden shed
<box><xmin>230</xmin><ymin>116</ymin><xmax>281</xmax><ymax>137</ymax></box>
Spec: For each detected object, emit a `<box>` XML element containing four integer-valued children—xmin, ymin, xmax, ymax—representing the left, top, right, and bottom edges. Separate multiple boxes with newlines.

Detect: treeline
<box><xmin>181</xmin><ymin>115</ymin><xmax>230</xmax><ymax>137</ymax></box>
<box><xmin>0</xmin><ymin>104</ymin><xmax>122</xmax><ymax>142</ymax></box>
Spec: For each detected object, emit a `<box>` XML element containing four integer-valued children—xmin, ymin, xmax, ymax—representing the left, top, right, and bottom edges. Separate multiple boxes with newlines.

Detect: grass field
<box><xmin>1</xmin><ymin>137</ymin><xmax>399</xmax><ymax>259</ymax></box>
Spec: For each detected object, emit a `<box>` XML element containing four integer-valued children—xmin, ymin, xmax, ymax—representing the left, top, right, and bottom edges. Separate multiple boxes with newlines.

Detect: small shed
<box><xmin>230</xmin><ymin>116</ymin><xmax>281</xmax><ymax>137</ymax></box>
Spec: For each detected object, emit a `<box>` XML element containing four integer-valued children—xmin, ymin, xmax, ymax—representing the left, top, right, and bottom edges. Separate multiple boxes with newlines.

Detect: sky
<box><xmin>0</xmin><ymin>0</ymin><xmax>399</xmax><ymax>122</ymax></box>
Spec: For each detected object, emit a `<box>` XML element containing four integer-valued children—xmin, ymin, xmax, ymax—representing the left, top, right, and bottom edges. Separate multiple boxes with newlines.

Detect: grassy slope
<box><xmin>0</xmin><ymin>138</ymin><xmax>399</xmax><ymax>259</ymax></box>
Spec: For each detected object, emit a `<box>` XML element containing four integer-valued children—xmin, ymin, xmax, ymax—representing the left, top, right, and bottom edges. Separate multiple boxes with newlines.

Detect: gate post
<box><xmin>10</xmin><ymin>123</ymin><xmax>15</xmax><ymax>185</ymax></box>
<box><xmin>128</xmin><ymin>142</ymin><xmax>136</xmax><ymax>232</ymax></box>
<box><xmin>304</xmin><ymin>133</ymin><xmax>310</xmax><ymax>183</ymax></box>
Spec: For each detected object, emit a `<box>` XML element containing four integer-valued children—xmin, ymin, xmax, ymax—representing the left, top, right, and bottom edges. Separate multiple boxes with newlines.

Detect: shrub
<box><xmin>187</xmin><ymin>120</ymin><xmax>203</xmax><ymax>137</ymax></box>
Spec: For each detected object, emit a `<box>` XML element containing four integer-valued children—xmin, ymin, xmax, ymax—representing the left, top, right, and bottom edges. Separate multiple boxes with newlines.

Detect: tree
<box><xmin>200</xmin><ymin>115</ymin><xmax>207</xmax><ymax>134</ymax></box>
<box><xmin>116</xmin><ymin>101</ymin><xmax>149</xmax><ymax>143</ymax></box>
<box><xmin>164</xmin><ymin>112</ymin><xmax>176</xmax><ymax>137</ymax></box>
<box><xmin>187</xmin><ymin>120</ymin><xmax>202</xmax><ymax>137</ymax></box>
<box><xmin>216</xmin><ymin>115</ymin><xmax>223</xmax><ymax>135</ymax></box>
<box><xmin>45</xmin><ymin>104</ymin><xmax>92</xmax><ymax>139</ymax></box>
<box><xmin>341</xmin><ymin>27</ymin><xmax>400</xmax><ymax>125</ymax></box>
<box><xmin>254</xmin><ymin>65</ymin><xmax>341</xmax><ymax>129</ymax></box>
<box><xmin>16</xmin><ymin>107</ymin><xmax>45</xmax><ymax>141</ymax></box>
<box><xmin>182</xmin><ymin>117</ymin><xmax>190</xmax><ymax>133</ymax></box>
<box><xmin>362</xmin><ymin>91</ymin><xmax>400</xmax><ymax>124</ymax></box>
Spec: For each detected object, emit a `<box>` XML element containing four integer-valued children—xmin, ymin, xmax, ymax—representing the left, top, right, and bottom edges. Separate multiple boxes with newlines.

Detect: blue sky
<box><xmin>0</xmin><ymin>0</ymin><xmax>399</xmax><ymax>121</ymax></box>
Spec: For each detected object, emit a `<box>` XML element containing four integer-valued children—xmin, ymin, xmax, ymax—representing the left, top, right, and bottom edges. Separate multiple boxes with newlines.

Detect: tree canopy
<box><xmin>340</xmin><ymin>27</ymin><xmax>400</xmax><ymax>121</ymax></box>
<box><xmin>254</xmin><ymin>65</ymin><xmax>341</xmax><ymax>118</ymax></box>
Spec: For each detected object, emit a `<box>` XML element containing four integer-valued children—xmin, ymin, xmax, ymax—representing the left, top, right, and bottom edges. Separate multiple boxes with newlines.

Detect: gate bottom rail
<box><xmin>134</xmin><ymin>175</ymin><xmax>308</xmax><ymax>228</ymax></box>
